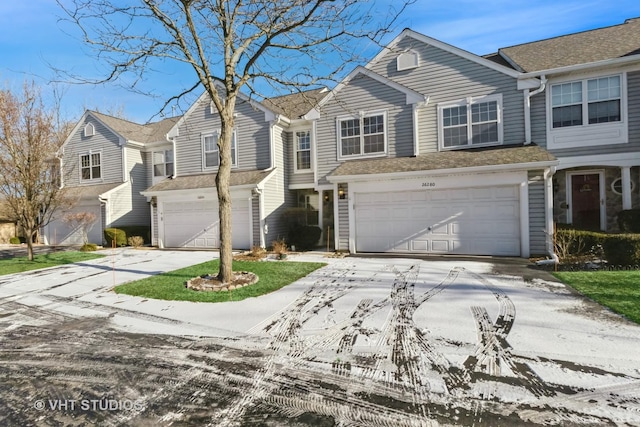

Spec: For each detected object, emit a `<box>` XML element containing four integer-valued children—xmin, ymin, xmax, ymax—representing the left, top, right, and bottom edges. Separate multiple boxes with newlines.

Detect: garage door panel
<box><xmin>355</xmin><ymin>186</ymin><xmax>520</xmax><ymax>256</ymax></box>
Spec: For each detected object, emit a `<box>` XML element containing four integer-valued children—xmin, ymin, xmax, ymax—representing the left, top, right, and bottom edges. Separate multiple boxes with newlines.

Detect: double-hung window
<box><xmin>551</xmin><ymin>75</ymin><xmax>621</xmax><ymax>128</ymax></box>
<box><xmin>439</xmin><ymin>95</ymin><xmax>502</xmax><ymax>149</ymax></box>
<box><xmin>295</xmin><ymin>130</ymin><xmax>312</xmax><ymax>171</ymax></box>
<box><xmin>338</xmin><ymin>111</ymin><xmax>386</xmax><ymax>159</ymax></box>
<box><xmin>203</xmin><ymin>131</ymin><xmax>237</xmax><ymax>169</ymax></box>
<box><xmin>153</xmin><ymin>149</ymin><xmax>174</xmax><ymax>177</ymax></box>
<box><xmin>80</xmin><ymin>153</ymin><xmax>101</xmax><ymax>180</ymax></box>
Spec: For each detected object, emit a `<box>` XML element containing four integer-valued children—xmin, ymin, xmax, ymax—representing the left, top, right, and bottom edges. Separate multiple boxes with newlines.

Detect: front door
<box><xmin>570</xmin><ymin>173</ymin><xmax>602</xmax><ymax>230</ymax></box>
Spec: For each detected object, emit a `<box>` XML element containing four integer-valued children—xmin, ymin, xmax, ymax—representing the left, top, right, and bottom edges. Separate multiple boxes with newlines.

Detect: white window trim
<box><xmin>546</xmin><ymin>72</ymin><xmax>628</xmax><ymax>150</ymax></box>
<box><xmin>437</xmin><ymin>94</ymin><xmax>503</xmax><ymax>151</ymax></box>
<box><xmin>79</xmin><ymin>151</ymin><xmax>102</xmax><ymax>182</ymax></box>
<box><xmin>293</xmin><ymin>129</ymin><xmax>313</xmax><ymax>173</ymax></box>
<box><xmin>83</xmin><ymin>123</ymin><xmax>95</xmax><ymax>137</ymax></box>
<box><xmin>201</xmin><ymin>130</ymin><xmax>238</xmax><ymax>170</ymax></box>
<box><xmin>153</xmin><ymin>149</ymin><xmax>174</xmax><ymax>177</ymax></box>
<box><xmin>336</xmin><ymin>110</ymin><xmax>388</xmax><ymax>161</ymax></box>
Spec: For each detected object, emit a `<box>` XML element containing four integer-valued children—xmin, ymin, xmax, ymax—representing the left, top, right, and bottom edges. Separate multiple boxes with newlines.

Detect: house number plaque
<box><xmin>421</xmin><ymin>182</ymin><xmax>436</xmax><ymax>188</ymax></box>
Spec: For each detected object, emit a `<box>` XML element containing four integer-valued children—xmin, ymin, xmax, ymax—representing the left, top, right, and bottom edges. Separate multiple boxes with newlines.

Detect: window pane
<box><xmin>92</xmin><ymin>166</ymin><xmax>101</xmax><ymax>179</ymax></box>
<box><xmin>165</xmin><ymin>150</ymin><xmax>173</xmax><ymax>162</ymax></box>
<box><xmin>166</xmin><ymin>162</ymin><xmax>174</xmax><ymax>176</ymax></box>
<box><xmin>296</xmin><ymin>131</ymin><xmax>310</xmax><ymax>150</ymax></box>
<box><xmin>552</xmin><ymin>105</ymin><xmax>582</xmax><ymax>128</ymax></box>
<box><xmin>154</xmin><ymin>164</ymin><xmax>165</xmax><ymax>177</ymax></box>
<box><xmin>472</xmin><ymin>123</ymin><xmax>498</xmax><ymax>144</ymax></box>
<box><xmin>588</xmin><ymin>99</ymin><xmax>620</xmax><ymax>124</ymax></box>
<box><xmin>231</xmin><ymin>147</ymin><xmax>237</xmax><ymax>166</ymax></box>
<box><xmin>297</xmin><ymin>151</ymin><xmax>311</xmax><ymax>170</ymax></box>
<box><xmin>153</xmin><ymin>152</ymin><xmax>164</xmax><ymax>164</ymax></box>
<box><xmin>552</xmin><ymin>82</ymin><xmax>582</xmax><ymax>106</ymax></box>
<box><xmin>341</xmin><ymin>119</ymin><xmax>360</xmax><ymax>137</ymax></box>
<box><xmin>363</xmin><ymin>134</ymin><xmax>385</xmax><ymax>153</ymax></box>
<box><xmin>443</xmin><ymin>127</ymin><xmax>468</xmax><ymax>147</ymax></box>
<box><xmin>588</xmin><ymin>76</ymin><xmax>620</xmax><ymax>101</ymax></box>
<box><xmin>204</xmin><ymin>135</ymin><xmax>217</xmax><ymax>152</ymax></box>
<box><xmin>81</xmin><ymin>167</ymin><xmax>91</xmax><ymax>180</ymax></box>
<box><xmin>341</xmin><ymin>137</ymin><xmax>361</xmax><ymax>155</ymax></box>
<box><xmin>81</xmin><ymin>155</ymin><xmax>90</xmax><ymax>168</ymax></box>
<box><xmin>363</xmin><ymin>115</ymin><xmax>384</xmax><ymax>134</ymax></box>
<box><xmin>471</xmin><ymin>101</ymin><xmax>497</xmax><ymax>123</ymax></box>
<box><xmin>91</xmin><ymin>153</ymin><xmax>101</xmax><ymax>167</ymax></box>
<box><xmin>443</xmin><ymin>106</ymin><xmax>466</xmax><ymax>126</ymax></box>
<box><xmin>205</xmin><ymin>152</ymin><xmax>218</xmax><ymax>167</ymax></box>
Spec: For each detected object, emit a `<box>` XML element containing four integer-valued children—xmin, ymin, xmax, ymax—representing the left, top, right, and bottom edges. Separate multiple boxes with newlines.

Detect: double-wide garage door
<box><xmin>163</xmin><ymin>199</ymin><xmax>250</xmax><ymax>249</ymax></box>
<box><xmin>355</xmin><ymin>186</ymin><xmax>520</xmax><ymax>256</ymax></box>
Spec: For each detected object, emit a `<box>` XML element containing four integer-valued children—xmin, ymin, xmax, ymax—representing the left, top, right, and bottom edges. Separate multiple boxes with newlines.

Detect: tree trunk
<box><xmin>26</xmin><ymin>228</ymin><xmax>35</xmax><ymax>261</ymax></box>
<box><xmin>216</xmin><ymin>107</ymin><xmax>236</xmax><ymax>283</ymax></box>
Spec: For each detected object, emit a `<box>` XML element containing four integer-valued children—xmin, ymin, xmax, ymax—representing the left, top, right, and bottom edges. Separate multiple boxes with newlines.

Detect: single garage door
<box><xmin>47</xmin><ymin>204</ymin><xmax>102</xmax><ymax>245</ymax></box>
<box><xmin>163</xmin><ymin>199</ymin><xmax>250</xmax><ymax>249</ymax></box>
<box><xmin>355</xmin><ymin>186</ymin><xmax>520</xmax><ymax>256</ymax></box>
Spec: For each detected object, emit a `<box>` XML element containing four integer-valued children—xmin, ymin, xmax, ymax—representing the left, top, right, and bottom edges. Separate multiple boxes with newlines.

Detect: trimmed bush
<box><xmin>80</xmin><ymin>243</ymin><xmax>98</xmax><ymax>252</ymax></box>
<box><xmin>617</xmin><ymin>209</ymin><xmax>640</xmax><ymax>233</ymax></box>
<box><xmin>127</xmin><ymin>236</ymin><xmax>144</xmax><ymax>248</ymax></box>
<box><xmin>118</xmin><ymin>226</ymin><xmax>151</xmax><ymax>244</ymax></box>
<box><xmin>104</xmin><ymin>228</ymin><xmax>127</xmax><ymax>247</ymax></box>
<box><xmin>9</xmin><ymin>237</ymin><xmax>20</xmax><ymax>244</ymax></box>
<box><xmin>555</xmin><ymin>228</ymin><xmax>607</xmax><ymax>260</ymax></box>
<box><xmin>602</xmin><ymin>235</ymin><xmax>640</xmax><ymax>266</ymax></box>
<box><xmin>288</xmin><ymin>225</ymin><xmax>322</xmax><ymax>251</ymax></box>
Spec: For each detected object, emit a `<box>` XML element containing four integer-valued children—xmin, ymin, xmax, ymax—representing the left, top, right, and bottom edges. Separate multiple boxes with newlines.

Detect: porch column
<box><xmin>621</xmin><ymin>166</ymin><xmax>632</xmax><ymax>210</ymax></box>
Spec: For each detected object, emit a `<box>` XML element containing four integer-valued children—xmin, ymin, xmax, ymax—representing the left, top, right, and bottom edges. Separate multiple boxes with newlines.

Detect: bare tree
<box><xmin>57</xmin><ymin>0</ymin><xmax>411</xmax><ymax>282</ymax></box>
<box><xmin>0</xmin><ymin>83</ymin><xmax>74</xmax><ymax>260</ymax></box>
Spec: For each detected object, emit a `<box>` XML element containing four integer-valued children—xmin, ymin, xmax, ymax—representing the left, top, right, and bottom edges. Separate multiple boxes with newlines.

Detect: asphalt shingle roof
<box><xmin>67</xmin><ymin>183</ymin><xmax>123</xmax><ymax>200</ymax></box>
<box><xmin>498</xmin><ymin>17</ymin><xmax>640</xmax><ymax>72</ymax></box>
<box><xmin>329</xmin><ymin>144</ymin><xmax>556</xmax><ymax>178</ymax></box>
<box><xmin>90</xmin><ymin>111</ymin><xmax>181</xmax><ymax>144</ymax></box>
<box><xmin>262</xmin><ymin>88</ymin><xmax>328</xmax><ymax>119</ymax></box>
<box><xmin>144</xmin><ymin>170</ymin><xmax>272</xmax><ymax>193</ymax></box>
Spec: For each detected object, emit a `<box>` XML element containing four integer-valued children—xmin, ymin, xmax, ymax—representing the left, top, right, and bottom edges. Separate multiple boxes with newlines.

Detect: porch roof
<box><xmin>144</xmin><ymin>170</ymin><xmax>272</xmax><ymax>193</ymax></box>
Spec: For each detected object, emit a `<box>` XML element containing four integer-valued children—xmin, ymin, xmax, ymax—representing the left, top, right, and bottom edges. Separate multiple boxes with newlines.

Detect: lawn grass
<box><xmin>114</xmin><ymin>259</ymin><xmax>326</xmax><ymax>303</ymax></box>
<box><xmin>552</xmin><ymin>270</ymin><xmax>640</xmax><ymax>324</ymax></box>
<box><xmin>0</xmin><ymin>251</ymin><xmax>105</xmax><ymax>275</ymax></box>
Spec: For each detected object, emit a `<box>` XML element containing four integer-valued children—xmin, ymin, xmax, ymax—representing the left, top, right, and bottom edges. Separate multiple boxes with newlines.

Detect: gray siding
<box><xmin>109</xmin><ymin>147</ymin><xmax>150</xmax><ymax>227</ymax></box>
<box><xmin>316</xmin><ymin>74</ymin><xmax>414</xmax><ymax>185</ymax></box>
<box><xmin>175</xmin><ymin>97</ymin><xmax>271</xmax><ymax>175</ymax></box>
<box><xmin>528</xmin><ymin>171</ymin><xmax>547</xmax><ymax>256</ymax></box>
<box><xmin>367</xmin><ymin>37</ymin><xmax>524</xmax><ymax>155</ymax></box>
<box><xmin>337</xmin><ymin>183</ymin><xmax>349</xmax><ymax>250</ymax></box>
<box><xmin>63</xmin><ymin>116</ymin><xmax>123</xmax><ymax>187</ymax></box>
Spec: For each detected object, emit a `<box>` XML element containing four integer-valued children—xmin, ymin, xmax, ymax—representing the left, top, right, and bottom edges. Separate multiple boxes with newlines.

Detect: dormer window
<box><xmin>84</xmin><ymin>123</ymin><xmax>95</xmax><ymax>137</ymax></box>
<box><xmin>397</xmin><ymin>50</ymin><xmax>419</xmax><ymax>71</ymax></box>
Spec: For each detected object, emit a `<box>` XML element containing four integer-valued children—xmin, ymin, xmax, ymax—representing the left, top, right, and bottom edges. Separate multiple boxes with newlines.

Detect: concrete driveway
<box><xmin>1</xmin><ymin>248</ymin><xmax>639</xmax><ymax>426</ymax></box>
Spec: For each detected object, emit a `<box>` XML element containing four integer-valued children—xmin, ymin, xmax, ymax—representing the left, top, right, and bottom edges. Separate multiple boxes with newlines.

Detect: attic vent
<box><xmin>397</xmin><ymin>50</ymin><xmax>419</xmax><ymax>71</ymax></box>
<box><xmin>84</xmin><ymin>123</ymin><xmax>95</xmax><ymax>137</ymax></box>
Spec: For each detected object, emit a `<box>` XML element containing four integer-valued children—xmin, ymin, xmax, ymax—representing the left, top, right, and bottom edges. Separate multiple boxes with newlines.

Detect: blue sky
<box><xmin>1</xmin><ymin>1</ymin><xmax>640</xmax><ymax>123</ymax></box>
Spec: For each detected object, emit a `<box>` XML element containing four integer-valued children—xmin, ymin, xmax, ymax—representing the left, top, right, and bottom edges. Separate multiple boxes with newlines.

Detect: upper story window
<box><xmin>337</xmin><ymin>111</ymin><xmax>387</xmax><ymax>159</ymax></box>
<box><xmin>80</xmin><ymin>153</ymin><xmax>101</xmax><ymax>181</ymax></box>
<box><xmin>551</xmin><ymin>75</ymin><xmax>621</xmax><ymax>128</ymax></box>
<box><xmin>83</xmin><ymin>123</ymin><xmax>95</xmax><ymax>137</ymax></box>
<box><xmin>438</xmin><ymin>94</ymin><xmax>502</xmax><ymax>150</ymax></box>
<box><xmin>294</xmin><ymin>130</ymin><xmax>312</xmax><ymax>172</ymax></box>
<box><xmin>202</xmin><ymin>131</ymin><xmax>237</xmax><ymax>169</ymax></box>
<box><xmin>153</xmin><ymin>149</ymin><xmax>174</xmax><ymax>177</ymax></box>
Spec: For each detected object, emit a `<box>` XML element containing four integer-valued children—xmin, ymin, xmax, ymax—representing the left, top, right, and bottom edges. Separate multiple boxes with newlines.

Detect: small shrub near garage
<box><xmin>554</xmin><ymin>228</ymin><xmax>607</xmax><ymax>260</ymax></box>
<box><xmin>288</xmin><ymin>225</ymin><xmax>322</xmax><ymax>251</ymax></box>
<box><xmin>127</xmin><ymin>236</ymin><xmax>144</xmax><ymax>248</ymax></box>
<box><xmin>9</xmin><ymin>237</ymin><xmax>20</xmax><ymax>244</ymax></box>
<box><xmin>80</xmin><ymin>243</ymin><xmax>98</xmax><ymax>252</ymax></box>
<box><xmin>553</xmin><ymin>226</ymin><xmax>640</xmax><ymax>268</ymax></box>
<box><xmin>104</xmin><ymin>228</ymin><xmax>127</xmax><ymax>247</ymax></box>
<box><xmin>118</xmin><ymin>225</ymin><xmax>151</xmax><ymax>244</ymax></box>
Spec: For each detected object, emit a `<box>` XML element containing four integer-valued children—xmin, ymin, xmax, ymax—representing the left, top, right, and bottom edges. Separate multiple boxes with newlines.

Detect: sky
<box><xmin>1</xmin><ymin>0</ymin><xmax>640</xmax><ymax>124</ymax></box>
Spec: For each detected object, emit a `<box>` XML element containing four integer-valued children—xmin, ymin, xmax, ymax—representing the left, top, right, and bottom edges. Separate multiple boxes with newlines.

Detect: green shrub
<box><xmin>118</xmin><ymin>226</ymin><xmax>151</xmax><ymax>244</ymax></box>
<box><xmin>9</xmin><ymin>237</ymin><xmax>20</xmax><ymax>244</ymax></box>
<box><xmin>80</xmin><ymin>243</ymin><xmax>98</xmax><ymax>252</ymax></box>
<box><xmin>602</xmin><ymin>235</ymin><xmax>640</xmax><ymax>266</ymax></box>
<box><xmin>287</xmin><ymin>225</ymin><xmax>322</xmax><ymax>251</ymax></box>
<box><xmin>617</xmin><ymin>209</ymin><xmax>640</xmax><ymax>233</ymax></box>
<box><xmin>104</xmin><ymin>228</ymin><xmax>127</xmax><ymax>247</ymax></box>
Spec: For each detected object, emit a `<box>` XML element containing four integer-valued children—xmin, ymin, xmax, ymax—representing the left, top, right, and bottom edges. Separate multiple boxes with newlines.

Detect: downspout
<box><xmin>536</xmin><ymin>166</ymin><xmax>559</xmax><ymax>266</ymax></box>
<box><xmin>412</xmin><ymin>96</ymin><xmax>429</xmax><ymax>156</ymax></box>
<box><xmin>524</xmin><ymin>75</ymin><xmax>547</xmax><ymax>145</ymax></box>
<box><xmin>166</xmin><ymin>134</ymin><xmax>177</xmax><ymax>177</ymax></box>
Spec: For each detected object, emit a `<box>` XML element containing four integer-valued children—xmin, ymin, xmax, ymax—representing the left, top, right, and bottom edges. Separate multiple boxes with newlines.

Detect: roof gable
<box><xmin>365</xmin><ymin>29</ymin><xmax>521</xmax><ymax>79</ymax></box>
<box><xmin>498</xmin><ymin>17</ymin><xmax>640</xmax><ymax>73</ymax></box>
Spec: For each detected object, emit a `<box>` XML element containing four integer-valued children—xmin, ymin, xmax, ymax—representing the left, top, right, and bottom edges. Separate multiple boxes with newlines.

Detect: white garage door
<box><xmin>163</xmin><ymin>199</ymin><xmax>250</xmax><ymax>249</ymax></box>
<box><xmin>47</xmin><ymin>205</ymin><xmax>102</xmax><ymax>245</ymax></box>
<box><xmin>355</xmin><ymin>186</ymin><xmax>520</xmax><ymax>256</ymax></box>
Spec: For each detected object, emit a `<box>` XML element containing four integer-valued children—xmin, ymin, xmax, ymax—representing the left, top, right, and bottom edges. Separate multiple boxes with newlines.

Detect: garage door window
<box><xmin>439</xmin><ymin>94</ymin><xmax>502</xmax><ymax>150</ymax></box>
